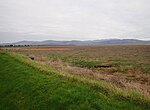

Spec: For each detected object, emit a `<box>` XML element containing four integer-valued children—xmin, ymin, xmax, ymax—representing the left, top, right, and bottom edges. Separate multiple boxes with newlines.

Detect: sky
<box><xmin>0</xmin><ymin>0</ymin><xmax>150</xmax><ymax>43</ymax></box>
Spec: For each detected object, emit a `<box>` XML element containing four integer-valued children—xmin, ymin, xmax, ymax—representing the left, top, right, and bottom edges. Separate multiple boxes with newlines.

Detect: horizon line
<box><xmin>1</xmin><ymin>38</ymin><xmax>150</xmax><ymax>44</ymax></box>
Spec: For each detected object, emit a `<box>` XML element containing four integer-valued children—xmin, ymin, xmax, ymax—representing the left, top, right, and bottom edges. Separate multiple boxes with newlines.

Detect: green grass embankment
<box><xmin>0</xmin><ymin>52</ymin><xmax>149</xmax><ymax>110</ymax></box>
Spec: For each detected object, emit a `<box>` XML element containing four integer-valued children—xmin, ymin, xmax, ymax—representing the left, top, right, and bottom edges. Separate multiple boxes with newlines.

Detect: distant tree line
<box><xmin>0</xmin><ymin>45</ymin><xmax>31</xmax><ymax>47</ymax></box>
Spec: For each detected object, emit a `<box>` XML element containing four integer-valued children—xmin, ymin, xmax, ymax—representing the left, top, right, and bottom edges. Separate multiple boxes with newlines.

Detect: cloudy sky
<box><xmin>0</xmin><ymin>0</ymin><xmax>150</xmax><ymax>43</ymax></box>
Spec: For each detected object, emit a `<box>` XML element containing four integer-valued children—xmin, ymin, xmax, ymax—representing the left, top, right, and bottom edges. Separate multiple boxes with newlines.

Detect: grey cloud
<box><xmin>0</xmin><ymin>0</ymin><xmax>150</xmax><ymax>43</ymax></box>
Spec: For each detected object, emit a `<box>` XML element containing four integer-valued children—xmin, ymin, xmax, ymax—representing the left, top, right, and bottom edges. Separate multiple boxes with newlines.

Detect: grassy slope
<box><xmin>0</xmin><ymin>52</ymin><xmax>149</xmax><ymax>110</ymax></box>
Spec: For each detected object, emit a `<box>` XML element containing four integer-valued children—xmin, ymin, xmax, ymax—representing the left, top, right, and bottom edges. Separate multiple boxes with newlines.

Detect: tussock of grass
<box><xmin>48</xmin><ymin>54</ymin><xmax>68</xmax><ymax>62</ymax></box>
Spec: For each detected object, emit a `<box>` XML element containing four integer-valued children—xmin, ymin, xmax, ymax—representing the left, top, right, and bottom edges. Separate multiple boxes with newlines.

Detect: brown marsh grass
<box><xmin>2</xmin><ymin>45</ymin><xmax>150</xmax><ymax>96</ymax></box>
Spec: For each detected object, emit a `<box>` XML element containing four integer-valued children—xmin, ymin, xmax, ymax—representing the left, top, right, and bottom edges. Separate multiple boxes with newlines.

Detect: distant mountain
<box><xmin>12</xmin><ymin>41</ymin><xmax>38</xmax><ymax>45</ymax></box>
<box><xmin>0</xmin><ymin>39</ymin><xmax>150</xmax><ymax>46</ymax></box>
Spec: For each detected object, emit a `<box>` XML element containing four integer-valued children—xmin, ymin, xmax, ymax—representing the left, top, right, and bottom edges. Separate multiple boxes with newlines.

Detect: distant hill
<box><xmin>1</xmin><ymin>39</ymin><xmax>150</xmax><ymax>46</ymax></box>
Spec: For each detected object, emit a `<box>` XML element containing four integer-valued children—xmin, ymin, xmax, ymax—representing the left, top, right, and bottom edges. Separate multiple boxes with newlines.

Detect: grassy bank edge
<box><xmin>2</xmin><ymin>51</ymin><xmax>150</xmax><ymax>108</ymax></box>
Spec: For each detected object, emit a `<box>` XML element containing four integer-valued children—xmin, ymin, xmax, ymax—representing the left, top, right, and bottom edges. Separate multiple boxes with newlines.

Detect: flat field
<box><xmin>0</xmin><ymin>45</ymin><xmax>150</xmax><ymax>109</ymax></box>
